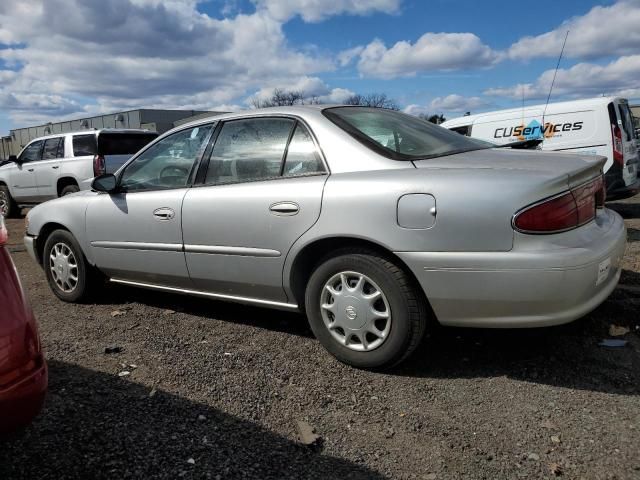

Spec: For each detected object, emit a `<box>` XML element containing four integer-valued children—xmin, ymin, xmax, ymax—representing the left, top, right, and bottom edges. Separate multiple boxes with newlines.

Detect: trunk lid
<box><xmin>413</xmin><ymin>148</ymin><xmax>605</xmax><ymax>190</ymax></box>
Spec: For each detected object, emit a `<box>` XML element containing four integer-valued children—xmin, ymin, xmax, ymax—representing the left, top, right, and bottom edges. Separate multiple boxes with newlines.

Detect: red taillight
<box><xmin>612</xmin><ymin>124</ymin><xmax>624</xmax><ymax>165</ymax></box>
<box><xmin>594</xmin><ymin>175</ymin><xmax>606</xmax><ymax>208</ymax></box>
<box><xmin>514</xmin><ymin>176</ymin><xmax>604</xmax><ymax>234</ymax></box>
<box><xmin>0</xmin><ymin>217</ymin><xmax>7</xmax><ymax>245</ymax></box>
<box><xmin>93</xmin><ymin>154</ymin><xmax>106</xmax><ymax>176</ymax></box>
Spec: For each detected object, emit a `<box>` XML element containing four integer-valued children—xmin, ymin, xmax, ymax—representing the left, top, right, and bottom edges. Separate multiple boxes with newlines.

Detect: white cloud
<box><xmin>428</xmin><ymin>94</ymin><xmax>490</xmax><ymax>113</ymax></box>
<box><xmin>246</xmin><ymin>76</ymin><xmax>354</xmax><ymax>105</ymax></box>
<box><xmin>251</xmin><ymin>0</ymin><xmax>400</xmax><ymax>22</ymax></box>
<box><xmin>0</xmin><ymin>0</ymin><xmax>335</xmax><ymax>127</ymax></box>
<box><xmin>356</xmin><ymin>33</ymin><xmax>500</xmax><ymax>78</ymax></box>
<box><xmin>508</xmin><ymin>0</ymin><xmax>640</xmax><ymax>61</ymax></box>
<box><xmin>337</xmin><ymin>46</ymin><xmax>365</xmax><ymax>67</ymax></box>
<box><xmin>403</xmin><ymin>95</ymin><xmax>490</xmax><ymax>117</ymax></box>
<box><xmin>485</xmin><ymin>55</ymin><xmax>640</xmax><ymax>101</ymax></box>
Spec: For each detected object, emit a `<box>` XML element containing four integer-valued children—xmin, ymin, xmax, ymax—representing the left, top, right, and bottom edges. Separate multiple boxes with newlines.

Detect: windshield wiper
<box><xmin>494</xmin><ymin>139</ymin><xmax>543</xmax><ymax>150</ymax></box>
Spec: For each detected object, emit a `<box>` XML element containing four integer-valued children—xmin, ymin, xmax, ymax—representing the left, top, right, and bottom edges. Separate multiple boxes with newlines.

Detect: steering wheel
<box><xmin>159</xmin><ymin>165</ymin><xmax>189</xmax><ymax>182</ymax></box>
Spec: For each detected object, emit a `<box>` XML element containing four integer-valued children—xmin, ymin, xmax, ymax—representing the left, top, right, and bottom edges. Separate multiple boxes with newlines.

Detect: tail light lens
<box><xmin>514</xmin><ymin>176</ymin><xmax>604</xmax><ymax>234</ymax></box>
<box><xmin>0</xmin><ymin>216</ymin><xmax>7</xmax><ymax>245</ymax></box>
<box><xmin>612</xmin><ymin>124</ymin><xmax>624</xmax><ymax>165</ymax></box>
<box><xmin>93</xmin><ymin>154</ymin><xmax>106</xmax><ymax>176</ymax></box>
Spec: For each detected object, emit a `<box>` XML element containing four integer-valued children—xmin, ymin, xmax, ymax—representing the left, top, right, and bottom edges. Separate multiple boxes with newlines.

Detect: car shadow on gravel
<box><xmin>94</xmin><ymin>283</ymin><xmax>314</xmax><ymax>338</ymax></box>
<box><xmin>0</xmin><ymin>360</ymin><xmax>385</xmax><ymax>480</ymax></box>
<box><xmin>608</xmin><ymin>200</ymin><xmax>640</xmax><ymax>219</ymax></box>
<box><xmin>392</xmin><ymin>278</ymin><xmax>640</xmax><ymax>397</ymax></box>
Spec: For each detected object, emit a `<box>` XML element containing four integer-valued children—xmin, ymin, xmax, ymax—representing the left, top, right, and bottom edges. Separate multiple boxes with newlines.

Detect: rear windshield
<box><xmin>323</xmin><ymin>107</ymin><xmax>491</xmax><ymax>160</ymax></box>
<box><xmin>98</xmin><ymin>133</ymin><xmax>158</xmax><ymax>155</ymax></box>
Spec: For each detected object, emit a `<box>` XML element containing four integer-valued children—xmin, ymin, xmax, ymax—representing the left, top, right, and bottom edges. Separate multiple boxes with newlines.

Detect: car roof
<box><xmin>26</xmin><ymin>128</ymin><xmax>157</xmax><ymax>143</ymax></box>
<box><xmin>173</xmin><ymin>105</ymin><xmax>338</xmax><ymax>131</ymax></box>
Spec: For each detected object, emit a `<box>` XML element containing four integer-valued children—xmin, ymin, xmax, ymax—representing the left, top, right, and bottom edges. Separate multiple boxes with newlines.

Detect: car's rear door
<box><xmin>85</xmin><ymin>124</ymin><xmax>215</xmax><ymax>287</ymax></box>
<box><xmin>182</xmin><ymin>116</ymin><xmax>327</xmax><ymax>304</ymax></box>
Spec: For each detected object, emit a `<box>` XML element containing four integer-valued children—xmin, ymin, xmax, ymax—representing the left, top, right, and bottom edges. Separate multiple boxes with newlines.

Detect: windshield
<box><xmin>323</xmin><ymin>107</ymin><xmax>492</xmax><ymax>160</ymax></box>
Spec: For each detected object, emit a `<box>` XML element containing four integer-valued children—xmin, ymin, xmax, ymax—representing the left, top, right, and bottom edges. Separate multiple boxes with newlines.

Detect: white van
<box><xmin>442</xmin><ymin>96</ymin><xmax>639</xmax><ymax>199</ymax></box>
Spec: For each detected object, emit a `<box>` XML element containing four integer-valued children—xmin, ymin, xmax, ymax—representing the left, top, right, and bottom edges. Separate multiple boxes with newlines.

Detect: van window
<box><xmin>451</xmin><ymin>126</ymin><xmax>471</xmax><ymax>136</ymax></box>
<box><xmin>72</xmin><ymin>135</ymin><xmax>97</xmax><ymax>157</ymax></box>
<box><xmin>98</xmin><ymin>132</ymin><xmax>158</xmax><ymax>155</ymax></box>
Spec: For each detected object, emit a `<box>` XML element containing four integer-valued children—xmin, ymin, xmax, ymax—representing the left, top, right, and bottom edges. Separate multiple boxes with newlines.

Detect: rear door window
<box><xmin>72</xmin><ymin>135</ymin><xmax>97</xmax><ymax>157</ymax></box>
<box><xmin>98</xmin><ymin>133</ymin><xmax>158</xmax><ymax>155</ymax></box>
<box><xmin>282</xmin><ymin>123</ymin><xmax>324</xmax><ymax>176</ymax></box>
<box><xmin>205</xmin><ymin>118</ymin><xmax>294</xmax><ymax>185</ymax></box>
<box><xmin>42</xmin><ymin>137</ymin><xmax>64</xmax><ymax>160</ymax></box>
<box><xmin>19</xmin><ymin>140</ymin><xmax>44</xmax><ymax>162</ymax></box>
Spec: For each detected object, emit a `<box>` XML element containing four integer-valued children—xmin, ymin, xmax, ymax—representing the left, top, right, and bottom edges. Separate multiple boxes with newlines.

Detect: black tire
<box><xmin>60</xmin><ymin>184</ymin><xmax>80</xmax><ymax>196</ymax></box>
<box><xmin>43</xmin><ymin>229</ymin><xmax>99</xmax><ymax>303</ymax></box>
<box><xmin>305</xmin><ymin>249</ymin><xmax>427</xmax><ymax>370</ymax></box>
<box><xmin>0</xmin><ymin>185</ymin><xmax>20</xmax><ymax>218</ymax></box>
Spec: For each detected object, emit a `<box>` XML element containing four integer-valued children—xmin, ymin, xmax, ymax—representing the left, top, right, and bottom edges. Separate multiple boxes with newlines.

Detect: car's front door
<box><xmin>85</xmin><ymin>123</ymin><xmax>215</xmax><ymax>287</ymax></box>
<box><xmin>11</xmin><ymin>140</ymin><xmax>43</xmax><ymax>202</ymax></box>
<box><xmin>182</xmin><ymin>117</ymin><xmax>327</xmax><ymax>304</ymax></box>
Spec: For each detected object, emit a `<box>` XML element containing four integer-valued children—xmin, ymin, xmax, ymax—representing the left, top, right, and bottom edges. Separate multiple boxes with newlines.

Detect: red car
<box><xmin>0</xmin><ymin>215</ymin><xmax>47</xmax><ymax>434</ymax></box>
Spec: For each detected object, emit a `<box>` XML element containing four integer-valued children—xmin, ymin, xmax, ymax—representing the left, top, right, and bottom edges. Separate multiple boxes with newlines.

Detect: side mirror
<box><xmin>92</xmin><ymin>174</ymin><xmax>118</xmax><ymax>193</ymax></box>
<box><xmin>8</xmin><ymin>155</ymin><xmax>20</xmax><ymax>164</ymax></box>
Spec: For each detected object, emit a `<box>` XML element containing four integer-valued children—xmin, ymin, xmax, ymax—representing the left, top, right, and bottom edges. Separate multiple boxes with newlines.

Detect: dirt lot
<box><xmin>1</xmin><ymin>196</ymin><xmax>639</xmax><ymax>479</ymax></box>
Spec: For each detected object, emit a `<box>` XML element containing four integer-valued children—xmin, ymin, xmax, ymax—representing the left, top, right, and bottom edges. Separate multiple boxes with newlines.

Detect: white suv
<box><xmin>0</xmin><ymin>129</ymin><xmax>157</xmax><ymax>217</ymax></box>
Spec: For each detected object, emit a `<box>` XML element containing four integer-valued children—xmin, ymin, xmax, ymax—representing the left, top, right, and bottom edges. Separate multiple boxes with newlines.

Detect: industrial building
<box><xmin>0</xmin><ymin>108</ymin><xmax>226</xmax><ymax>159</ymax></box>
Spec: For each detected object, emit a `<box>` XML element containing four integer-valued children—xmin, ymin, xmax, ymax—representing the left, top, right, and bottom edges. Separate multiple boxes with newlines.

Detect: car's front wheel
<box><xmin>305</xmin><ymin>250</ymin><xmax>427</xmax><ymax>369</ymax></box>
<box><xmin>43</xmin><ymin>229</ymin><xmax>98</xmax><ymax>302</ymax></box>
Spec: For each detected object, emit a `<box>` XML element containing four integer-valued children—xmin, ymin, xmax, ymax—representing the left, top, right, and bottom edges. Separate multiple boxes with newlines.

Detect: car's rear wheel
<box><xmin>305</xmin><ymin>250</ymin><xmax>427</xmax><ymax>369</ymax></box>
<box><xmin>60</xmin><ymin>184</ymin><xmax>80</xmax><ymax>196</ymax></box>
<box><xmin>0</xmin><ymin>185</ymin><xmax>20</xmax><ymax>218</ymax></box>
<box><xmin>43</xmin><ymin>229</ymin><xmax>98</xmax><ymax>302</ymax></box>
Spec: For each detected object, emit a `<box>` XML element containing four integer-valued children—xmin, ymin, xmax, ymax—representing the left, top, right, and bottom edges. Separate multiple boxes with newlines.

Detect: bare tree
<box><xmin>250</xmin><ymin>88</ymin><xmax>308</xmax><ymax>108</ymax></box>
<box><xmin>250</xmin><ymin>89</ymin><xmax>400</xmax><ymax>110</ymax></box>
<box><xmin>417</xmin><ymin>113</ymin><xmax>447</xmax><ymax>124</ymax></box>
<box><xmin>344</xmin><ymin>93</ymin><xmax>399</xmax><ymax>110</ymax></box>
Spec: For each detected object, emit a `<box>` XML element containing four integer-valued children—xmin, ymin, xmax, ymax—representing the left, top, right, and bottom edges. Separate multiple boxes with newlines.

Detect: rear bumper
<box><xmin>396</xmin><ymin>209</ymin><xmax>627</xmax><ymax>328</ymax></box>
<box><xmin>0</xmin><ymin>355</ymin><xmax>48</xmax><ymax>434</ymax></box>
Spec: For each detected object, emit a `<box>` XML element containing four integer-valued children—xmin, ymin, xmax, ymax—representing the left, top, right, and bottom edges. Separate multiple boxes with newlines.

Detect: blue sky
<box><xmin>0</xmin><ymin>0</ymin><xmax>638</xmax><ymax>134</ymax></box>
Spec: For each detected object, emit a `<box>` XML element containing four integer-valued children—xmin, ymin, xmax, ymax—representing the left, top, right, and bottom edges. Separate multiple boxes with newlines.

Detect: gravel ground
<box><xmin>1</xmin><ymin>195</ymin><xmax>639</xmax><ymax>479</ymax></box>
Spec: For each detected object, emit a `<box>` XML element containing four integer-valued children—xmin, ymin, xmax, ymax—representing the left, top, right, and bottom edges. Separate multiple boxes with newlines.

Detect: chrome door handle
<box><xmin>153</xmin><ymin>207</ymin><xmax>175</xmax><ymax>221</ymax></box>
<box><xmin>269</xmin><ymin>202</ymin><xmax>299</xmax><ymax>216</ymax></box>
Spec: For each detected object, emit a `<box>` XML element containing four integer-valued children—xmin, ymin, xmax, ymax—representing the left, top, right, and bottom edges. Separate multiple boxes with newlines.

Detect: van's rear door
<box><xmin>97</xmin><ymin>132</ymin><xmax>158</xmax><ymax>173</ymax></box>
<box><xmin>612</xmin><ymin>99</ymin><xmax>639</xmax><ymax>187</ymax></box>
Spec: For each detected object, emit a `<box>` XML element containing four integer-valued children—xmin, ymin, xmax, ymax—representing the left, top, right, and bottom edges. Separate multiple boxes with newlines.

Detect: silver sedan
<box><xmin>24</xmin><ymin>106</ymin><xmax>627</xmax><ymax>369</ymax></box>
